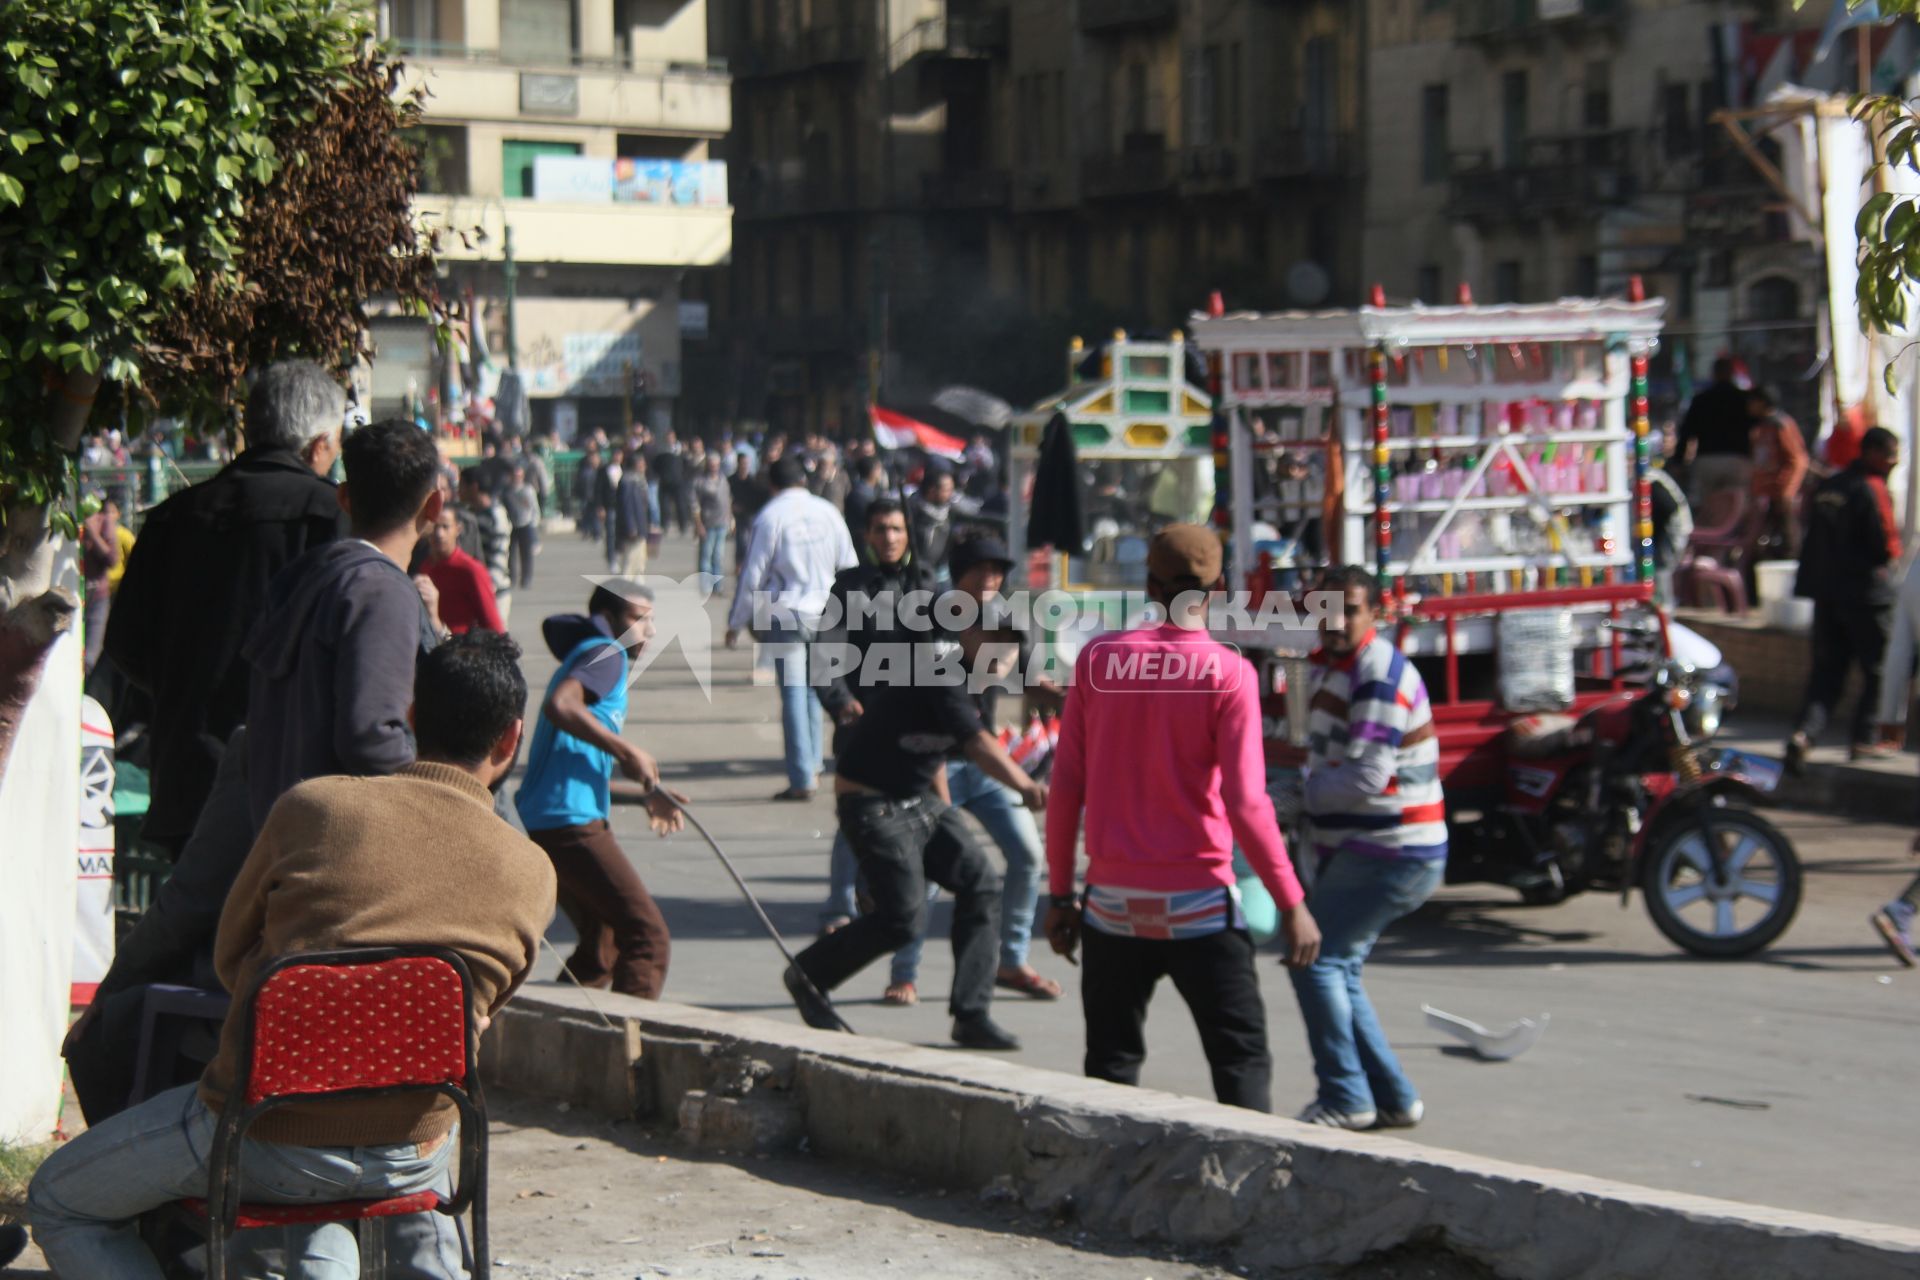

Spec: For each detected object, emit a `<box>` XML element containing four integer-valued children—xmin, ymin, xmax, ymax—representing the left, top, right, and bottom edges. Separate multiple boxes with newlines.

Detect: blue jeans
<box><xmin>890</xmin><ymin>760</ymin><xmax>1039</xmax><ymax>983</ymax></box>
<box><xmin>698</xmin><ymin>527</ymin><xmax>728</xmax><ymax>580</ymax></box>
<box><xmin>772</xmin><ymin>645</ymin><xmax>822</xmax><ymax>791</ymax></box>
<box><xmin>1287</xmin><ymin>852</ymin><xmax>1445</xmax><ymax>1115</ymax></box>
<box><xmin>29</xmin><ymin>1082</ymin><xmax>461</xmax><ymax>1279</ymax></box>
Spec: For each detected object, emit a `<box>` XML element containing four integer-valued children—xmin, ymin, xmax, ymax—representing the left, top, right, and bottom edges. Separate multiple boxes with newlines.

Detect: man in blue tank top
<box><xmin>518</xmin><ymin>582</ymin><xmax>686</xmax><ymax>997</ymax></box>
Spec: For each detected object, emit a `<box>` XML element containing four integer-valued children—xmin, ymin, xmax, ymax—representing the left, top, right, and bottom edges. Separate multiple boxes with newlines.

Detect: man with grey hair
<box><xmin>105</xmin><ymin>359</ymin><xmax>347</xmax><ymax>858</ymax></box>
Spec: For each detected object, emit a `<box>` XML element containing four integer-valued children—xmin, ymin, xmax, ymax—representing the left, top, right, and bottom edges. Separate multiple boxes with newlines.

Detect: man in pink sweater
<box><xmin>1044</xmin><ymin>525</ymin><xmax>1320</xmax><ymax>1111</ymax></box>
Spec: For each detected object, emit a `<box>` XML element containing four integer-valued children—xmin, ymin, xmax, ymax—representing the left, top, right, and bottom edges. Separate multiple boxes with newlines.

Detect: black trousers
<box><xmin>796</xmin><ymin>792</ymin><xmax>1001</xmax><ymax>1020</ymax></box>
<box><xmin>510</xmin><ymin>523</ymin><xmax>538</xmax><ymax>586</ymax></box>
<box><xmin>1795</xmin><ymin>599</ymin><xmax>1892</xmax><ymax>747</ymax></box>
<box><xmin>661</xmin><ymin>483</ymin><xmax>692</xmax><ymax>534</ymax></box>
<box><xmin>1081</xmin><ymin>924</ymin><xmax>1272</xmax><ymax>1112</ymax></box>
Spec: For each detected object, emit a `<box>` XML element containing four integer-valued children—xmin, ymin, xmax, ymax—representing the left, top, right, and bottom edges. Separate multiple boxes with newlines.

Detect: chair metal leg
<box><xmin>359</xmin><ymin>1215</ymin><xmax>387</xmax><ymax>1279</ymax></box>
<box><xmin>469</xmin><ymin>1135</ymin><xmax>489</xmax><ymax>1280</ymax></box>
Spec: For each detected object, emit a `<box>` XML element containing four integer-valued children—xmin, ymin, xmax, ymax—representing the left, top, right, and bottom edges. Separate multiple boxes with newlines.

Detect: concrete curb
<box><xmin>481</xmin><ymin>984</ymin><xmax>1920</xmax><ymax>1280</ymax></box>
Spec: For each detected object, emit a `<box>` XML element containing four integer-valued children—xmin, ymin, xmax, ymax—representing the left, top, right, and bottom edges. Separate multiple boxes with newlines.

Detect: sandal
<box><xmin>882</xmin><ymin>981</ymin><xmax>918</xmax><ymax>1007</ymax></box>
<box><xmin>994</xmin><ymin>966</ymin><xmax>1062</xmax><ymax>1000</ymax></box>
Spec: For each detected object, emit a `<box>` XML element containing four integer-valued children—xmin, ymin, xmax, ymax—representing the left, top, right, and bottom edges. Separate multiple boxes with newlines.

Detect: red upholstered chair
<box><xmin>181</xmin><ymin>947</ymin><xmax>490</xmax><ymax>1280</ymax></box>
<box><xmin>1674</xmin><ymin>551</ymin><xmax>1749</xmax><ymax>615</ymax></box>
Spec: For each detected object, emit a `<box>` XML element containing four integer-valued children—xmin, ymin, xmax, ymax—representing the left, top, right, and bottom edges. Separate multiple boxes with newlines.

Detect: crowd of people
<box><xmin>65</xmin><ymin>345</ymin><xmax>1920</xmax><ymax>1274</ymax></box>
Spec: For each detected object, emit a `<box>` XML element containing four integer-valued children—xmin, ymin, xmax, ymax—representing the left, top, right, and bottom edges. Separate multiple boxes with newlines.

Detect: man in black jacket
<box><xmin>242</xmin><ymin>420</ymin><xmax>444</xmax><ymax>830</ymax></box>
<box><xmin>104</xmin><ymin>360</ymin><xmax>344</xmax><ymax>858</ymax></box>
<box><xmin>1673</xmin><ymin>357</ymin><xmax>1754</xmax><ymax>510</ymax></box>
<box><xmin>813</xmin><ymin>498</ymin><xmax>935</xmax><ymax>931</ymax></box>
<box><xmin>653</xmin><ymin>432</ymin><xmax>691</xmax><ymax>535</ymax></box>
<box><xmin>1788</xmin><ymin>427</ymin><xmax>1904</xmax><ymax>771</ymax></box>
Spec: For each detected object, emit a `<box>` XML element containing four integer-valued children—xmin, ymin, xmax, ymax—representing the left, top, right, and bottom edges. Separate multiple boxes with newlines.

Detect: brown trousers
<box><xmin>530</xmin><ymin>819</ymin><xmax>671</xmax><ymax>998</ymax></box>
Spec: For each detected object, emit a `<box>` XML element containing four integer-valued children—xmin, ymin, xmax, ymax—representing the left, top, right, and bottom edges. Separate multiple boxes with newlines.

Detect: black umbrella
<box><xmin>1026</xmin><ymin>411</ymin><xmax>1086</xmax><ymax>553</ymax></box>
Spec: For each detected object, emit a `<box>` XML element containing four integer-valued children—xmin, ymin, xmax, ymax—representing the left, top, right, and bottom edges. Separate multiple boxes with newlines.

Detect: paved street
<box><xmin>513</xmin><ymin>528</ymin><xmax>1920</xmax><ymax>1230</ymax></box>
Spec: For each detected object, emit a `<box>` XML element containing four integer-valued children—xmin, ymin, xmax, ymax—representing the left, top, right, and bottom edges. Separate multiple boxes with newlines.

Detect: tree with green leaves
<box><xmin>0</xmin><ymin>0</ymin><xmax>445</xmax><ymax>783</ymax></box>
<box><xmin>1830</xmin><ymin>1</ymin><xmax>1920</xmax><ymax>379</ymax></box>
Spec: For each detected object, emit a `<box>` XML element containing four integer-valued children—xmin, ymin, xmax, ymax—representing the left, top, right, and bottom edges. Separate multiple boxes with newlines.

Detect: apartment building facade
<box><xmin>709</xmin><ymin>0</ymin><xmax>1362</xmax><ymax>434</ymax></box>
<box><xmin>380</xmin><ymin>0</ymin><xmax>733</xmax><ymax>438</ymax></box>
<box><xmin>1362</xmin><ymin>0</ymin><xmax>1831</xmax><ymax>411</ymax></box>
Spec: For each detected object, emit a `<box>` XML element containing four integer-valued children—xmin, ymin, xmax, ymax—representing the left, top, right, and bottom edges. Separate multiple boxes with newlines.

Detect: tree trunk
<box><xmin>0</xmin><ymin>500</ymin><xmax>78</xmax><ymax>787</ymax></box>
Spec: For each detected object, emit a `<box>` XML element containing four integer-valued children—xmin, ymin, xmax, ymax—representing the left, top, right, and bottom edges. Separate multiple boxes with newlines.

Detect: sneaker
<box><xmin>1783</xmin><ymin>732</ymin><xmax>1810</xmax><ymax>778</ymax></box>
<box><xmin>1871</xmin><ymin>903</ymin><xmax>1918</xmax><ymax>968</ymax></box>
<box><xmin>951</xmin><ymin>1015</ymin><xmax>1021</xmax><ymax>1051</ymax></box>
<box><xmin>783</xmin><ymin>963</ymin><xmax>846</xmax><ymax>1031</ymax></box>
<box><xmin>1374</xmin><ymin>1099</ymin><xmax>1425</xmax><ymax>1129</ymax></box>
<box><xmin>1295</xmin><ymin>1100</ymin><xmax>1377</xmax><ymax>1130</ymax></box>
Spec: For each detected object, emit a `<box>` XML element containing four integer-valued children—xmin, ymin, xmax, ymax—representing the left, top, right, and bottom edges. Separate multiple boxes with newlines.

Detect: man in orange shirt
<box><xmin>417</xmin><ymin>506</ymin><xmax>504</xmax><ymax>637</ymax></box>
<box><xmin>1748</xmin><ymin>386</ymin><xmax>1808</xmax><ymax>557</ymax></box>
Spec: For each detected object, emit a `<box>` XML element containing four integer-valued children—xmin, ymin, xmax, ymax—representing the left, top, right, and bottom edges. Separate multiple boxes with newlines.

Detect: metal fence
<box><xmin>81</xmin><ymin>460</ymin><xmax>225</xmax><ymax>532</ymax></box>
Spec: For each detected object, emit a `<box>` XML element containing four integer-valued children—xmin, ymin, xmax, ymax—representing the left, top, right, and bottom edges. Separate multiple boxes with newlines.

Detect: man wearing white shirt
<box><xmin>728</xmin><ymin>457</ymin><xmax>859</xmax><ymax>799</ymax></box>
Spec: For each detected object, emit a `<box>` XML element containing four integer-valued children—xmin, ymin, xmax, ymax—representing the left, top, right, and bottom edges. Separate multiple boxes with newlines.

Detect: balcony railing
<box><xmin>1458</xmin><ymin>0</ymin><xmax>1624</xmax><ymax>41</ymax></box>
<box><xmin>1684</xmin><ymin>185</ymin><xmax>1796</xmax><ymax>248</ymax></box>
<box><xmin>1446</xmin><ymin>130</ymin><xmax>1636</xmax><ymax>222</ymax></box>
<box><xmin>1079</xmin><ymin>0</ymin><xmax>1179</xmax><ymax>36</ymax></box>
<box><xmin>890</xmin><ymin>10</ymin><xmax>1010</xmax><ymax>69</ymax></box>
<box><xmin>392</xmin><ymin>38</ymin><xmax>730</xmax><ymax>79</ymax></box>
<box><xmin>1252</xmin><ymin>131</ymin><xmax>1354</xmax><ymax>182</ymax></box>
<box><xmin>1082</xmin><ymin>147</ymin><xmax>1175</xmax><ymax>199</ymax></box>
<box><xmin>1181</xmin><ymin>145</ymin><xmax>1240</xmax><ymax>185</ymax></box>
<box><xmin>921</xmin><ymin>169</ymin><xmax>1013</xmax><ymax>209</ymax></box>
<box><xmin>732</xmin><ymin>22</ymin><xmax>868</xmax><ymax>78</ymax></box>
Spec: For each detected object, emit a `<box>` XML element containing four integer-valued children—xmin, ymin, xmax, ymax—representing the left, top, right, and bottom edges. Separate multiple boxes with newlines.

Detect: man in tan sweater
<box><xmin>30</xmin><ymin>632</ymin><xmax>556</xmax><ymax>1280</ymax></box>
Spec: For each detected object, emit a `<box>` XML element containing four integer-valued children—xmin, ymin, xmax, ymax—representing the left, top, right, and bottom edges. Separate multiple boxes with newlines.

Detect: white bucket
<box><xmin>1754</xmin><ymin>560</ymin><xmax>1799</xmax><ymax>607</ymax></box>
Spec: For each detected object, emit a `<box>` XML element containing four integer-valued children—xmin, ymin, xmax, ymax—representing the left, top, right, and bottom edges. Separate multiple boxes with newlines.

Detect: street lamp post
<box><xmin>504</xmin><ymin>223</ymin><xmax>520</xmax><ymax>370</ymax></box>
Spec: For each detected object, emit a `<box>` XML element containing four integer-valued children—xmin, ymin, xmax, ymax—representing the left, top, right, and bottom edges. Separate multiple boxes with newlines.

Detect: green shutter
<box><xmin>502</xmin><ymin>139</ymin><xmax>583</xmax><ymax>200</ymax></box>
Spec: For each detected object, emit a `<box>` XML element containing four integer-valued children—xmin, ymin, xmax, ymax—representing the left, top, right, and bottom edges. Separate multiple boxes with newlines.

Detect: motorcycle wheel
<box><xmin>1640</xmin><ymin>806</ymin><xmax>1802</xmax><ymax>958</ymax></box>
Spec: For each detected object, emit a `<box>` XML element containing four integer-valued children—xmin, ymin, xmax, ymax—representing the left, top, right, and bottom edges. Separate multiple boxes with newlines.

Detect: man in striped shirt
<box><xmin>1290</xmin><ymin>565</ymin><xmax>1446</xmax><ymax>1130</ymax></box>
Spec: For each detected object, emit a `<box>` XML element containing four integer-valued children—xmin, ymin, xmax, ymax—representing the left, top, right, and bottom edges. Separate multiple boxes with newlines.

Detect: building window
<box><xmin>1501</xmin><ymin>70</ymin><xmax>1528</xmax><ymax>169</ymax></box>
<box><xmin>1193</xmin><ymin>44</ymin><xmax>1220</xmax><ymax>147</ymax></box>
<box><xmin>1494</xmin><ymin>260</ymin><xmax>1522</xmax><ymax>303</ymax></box>
<box><xmin>1584</xmin><ymin>62</ymin><xmax>1611</xmax><ymax>131</ymax></box>
<box><xmin>1421</xmin><ymin>85</ymin><xmax>1449</xmax><ymax>184</ymax></box>
<box><xmin>1054</xmin><ymin>71</ymin><xmax>1068</xmax><ymax>160</ymax></box>
<box><xmin>618</xmin><ymin>134</ymin><xmax>695</xmax><ymax>160</ymax></box>
<box><xmin>404</xmin><ymin>124</ymin><xmax>469</xmax><ymax>195</ymax></box>
<box><xmin>503</xmin><ymin>138</ymin><xmax>583</xmax><ymax>199</ymax></box>
<box><xmin>1035</xmin><ymin>74</ymin><xmax>1051</xmax><ymax>163</ymax></box>
<box><xmin>1749</xmin><ymin>276</ymin><xmax>1801</xmax><ymax>323</ymax></box>
<box><xmin>1126</xmin><ymin>63</ymin><xmax>1149</xmax><ymax>138</ymax></box>
<box><xmin>1303</xmin><ymin>36</ymin><xmax>1334</xmax><ymax>145</ymax></box>
<box><xmin>1662</xmin><ymin>82</ymin><xmax>1693</xmax><ymax>157</ymax></box>
<box><xmin>1417</xmin><ymin>264</ymin><xmax>1441</xmax><ymax>303</ymax></box>
<box><xmin>1571</xmin><ymin>254</ymin><xmax>1598</xmax><ymax>298</ymax></box>
<box><xmin>1228</xmin><ymin>43</ymin><xmax>1242</xmax><ymax>140</ymax></box>
<box><xmin>500</xmin><ymin>0</ymin><xmax>575</xmax><ymax>66</ymax></box>
<box><xmin>1017</xmin><ymin>76</ymin><xmax>1034</xmax><ymax>166</ymax></box>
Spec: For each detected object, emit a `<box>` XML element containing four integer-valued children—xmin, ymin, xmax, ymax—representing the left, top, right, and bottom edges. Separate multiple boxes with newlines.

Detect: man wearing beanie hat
<box><xmin>1044</xmin><ymin>525</ymin><xmax>1320</xmax><ymax>1112</ymax></box>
